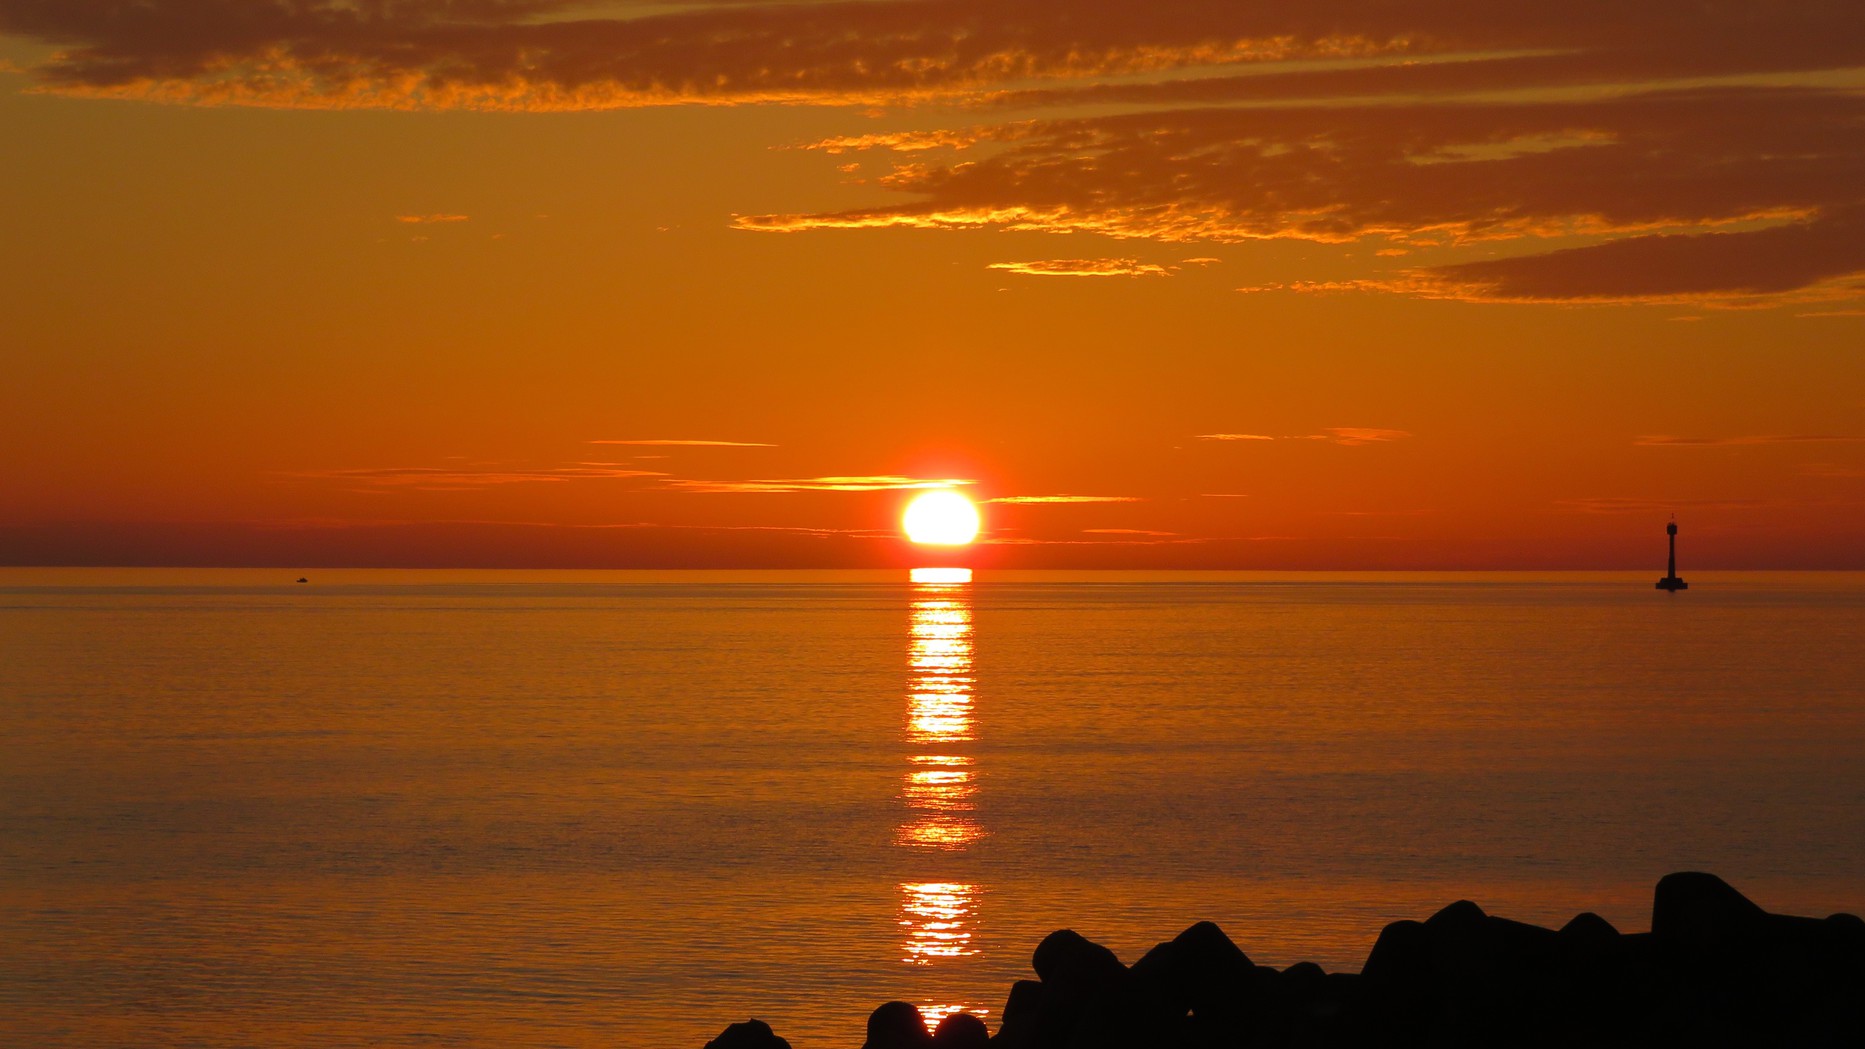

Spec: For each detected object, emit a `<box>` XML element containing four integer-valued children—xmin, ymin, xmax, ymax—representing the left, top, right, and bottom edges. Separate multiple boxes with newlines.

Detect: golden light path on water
<box><xmin>897</xmin><ymin>572</ymin><xmax>985</xmax><ymax>1030</ymax></box>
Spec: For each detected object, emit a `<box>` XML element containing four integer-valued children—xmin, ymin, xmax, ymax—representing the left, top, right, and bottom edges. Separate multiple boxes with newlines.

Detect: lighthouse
<box><xmin>1656</xmin><ymin>519</ymin><xmax>1688</xmax><ymax>591</ymax></box>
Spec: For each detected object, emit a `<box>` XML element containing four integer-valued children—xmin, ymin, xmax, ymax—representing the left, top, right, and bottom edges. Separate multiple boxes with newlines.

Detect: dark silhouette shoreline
<box><xmin>707</xmin><ymin>873</ymin><xmax>1862</xmax><ymax>1048</ymax></box>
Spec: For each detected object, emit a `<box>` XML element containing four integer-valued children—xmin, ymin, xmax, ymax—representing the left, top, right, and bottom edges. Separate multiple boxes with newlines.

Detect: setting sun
<box><xmin>903</xmin><ymin>490</ymin><xmax>981</xmax><ymax>546</ymax></box>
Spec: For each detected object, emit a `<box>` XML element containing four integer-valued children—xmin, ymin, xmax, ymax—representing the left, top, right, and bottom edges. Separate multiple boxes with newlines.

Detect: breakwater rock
<box><xmin>706</xmin><ymin>872</ymin><xmax>1862</xmax><ymax>1047</ymax></box>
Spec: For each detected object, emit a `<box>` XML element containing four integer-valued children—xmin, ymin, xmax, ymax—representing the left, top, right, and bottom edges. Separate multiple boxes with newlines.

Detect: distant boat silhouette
<box><xmin>296</xmin><ymin>577</ymin><xmax>308</xmax><ymax>584</ymax></box>
<box><xmin>1656</xmin><ymin>519</ymin><xmax>1687</xmax><ymax>591</ymax></box>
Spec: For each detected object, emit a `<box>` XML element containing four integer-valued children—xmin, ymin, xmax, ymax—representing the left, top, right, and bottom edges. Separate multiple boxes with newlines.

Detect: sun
<box><xmin>903</xmin><ymin>490</ymin><xmax>981</xmax><ymax>546</ymax></box>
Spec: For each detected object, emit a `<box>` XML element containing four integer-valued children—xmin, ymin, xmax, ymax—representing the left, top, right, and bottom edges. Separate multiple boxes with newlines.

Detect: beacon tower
<box><xmin>1656</xmin><ymin>520</ymin><xmax>1688</xmax><ymax>591</ymax></box>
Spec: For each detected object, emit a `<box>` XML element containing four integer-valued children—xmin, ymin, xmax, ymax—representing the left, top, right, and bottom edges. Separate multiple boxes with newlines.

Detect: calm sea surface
<box><xmin>3</xmin><ymin>570</ymin><xmax>1863</xmax><ymax>1048</ymax></box>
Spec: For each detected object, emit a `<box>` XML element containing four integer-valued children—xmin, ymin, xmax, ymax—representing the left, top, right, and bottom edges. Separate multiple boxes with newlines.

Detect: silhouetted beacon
<box><xmin>1656</xmin><ymin>520</ymin><xmax>1688</xmax><ymax>591</ymax></box>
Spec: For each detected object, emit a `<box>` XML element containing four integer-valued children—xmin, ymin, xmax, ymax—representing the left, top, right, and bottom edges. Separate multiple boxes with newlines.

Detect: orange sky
<box><xmin>2</xmin><ymin>1</ymin><xmax>1862</xmax><ymax>568</ymax></box>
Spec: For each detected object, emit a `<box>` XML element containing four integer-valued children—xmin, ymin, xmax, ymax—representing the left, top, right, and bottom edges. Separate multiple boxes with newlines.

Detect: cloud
<box><xmin>740</xmin><ymin>82</ymin><xmax>1865</xmax><ymax>305</ymax></box>
<box><xmin>745</xmin><ymin>89</ymin><xmax>1865</xmax><ymax>239</ymax></box>
<box><xmin>1633</xmin><ymin>434</ymin><xmax>1865</xmax><ymax>447</ymax></box>
<box><xmin>664</xmin><ymin>475</ymin><xmax>973</xmax><ymax>493</ymax></box>
<box><xmin>0</xmin><ymin>0</ymin><xmax>1454</xmax><ymax>110</ymax></box>
<box><xmin>1399</xmin><ymin>207</ymin><xmax>1865</xmax><ymax>304</ymax></box>
<box><xmin>1324</xmin><ymin>427</ymin><xmax>1411</xmax><ymax>445</ymax></box>
<box><xmin>987</xmin><ymin>258</ymin><xmax>1172</xmax><ymax>278</ymax></box>
<box><xmin>255</xmin><ymin>516</ymin><xmax>894</xmax><ymax>539</ymax></box>
<box><xmin>1553</xmin><ymin>497</ymin><xmax>1768</xmax><ymax>514</ymax></box>
<box><xmin>8</xmin><ymin>2</ymin><xmax>1863</xmax><ymax>305</ymax></box>
<box><xmin>1083</xmin><ymin>528</ymin><xmax>1178</xmax><ymax>536</ymax></box>
<box><xmin>589</xmin><ymin>438</ymin><xmax>777</xmax><ymax>447</ymax></box>
<box><xmin>302</xmin><ymin>463</ymin><xmax>666</xmax><ymax>490</ymax></box>
<box><xmin>395</xmin><ymin>213</ymin><xmax>469</xmax><ymax>224</ymax></box>
<box><xmin>1197</xmin><ymin>428</ymin><xmax>1410</xmax><ymax>445</ymax></box>
<box><xmin>1200</xmin><ymin>493</ymin><xmax>1250</xmax><ymax>498</ymax></box>
<box><xmin>1802</xmin><ymin>463</ymin><xmax>1865</xmax><ymax>479</ymax></box>
<box><xmin>986</xmin><ymin>495</ymin><xmax>1144</xmax><ymax>504</ymax></box>
<box><xmin>801</xmin><ymin>129</ymin><xmax>986</xmax><ymax>155</ymax></box>
<box><xmin>983</xmin><ymin>535</ymin><xmax>1212</xmax><ymax>546</ymax></box>
<box><xmin>6</xmin><ymin>1</ymin><xmax>1857</xmax><ymax>113</ymax></box>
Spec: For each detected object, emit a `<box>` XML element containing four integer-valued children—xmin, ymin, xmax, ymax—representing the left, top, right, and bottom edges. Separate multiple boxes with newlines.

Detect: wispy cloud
<box><xmin>301</xmin><ymin>463</ymin><xmax>666</xmax><ymax>490</ymax></box>
<box><xmin>986</xmin><ymin>495</ymin><xmax>1144</xmax><ymax>504</ymax></box>
<box><xmin>1397</xmin><ymin>208</ymin><xmax>1865</xmax><ymax>305</ymax></box>
<box><xmin>987</xmin><ymin>258</ymin><xmax>1172</xmax><ymax>278</ymax></box>
<box><xmin>1083</xmin><ymin>528</ymin><xmax>1178</xmax><ymax>536</ymax></box>
<box><xmin>1554</xmin><ymin>497</ymin><xmax>1768</xmax><ymax>514</ymax></box>
<box><xmin>1324</xmin><ymin>427</ymin><xmax>1412</xmax><ymax>445</ymax></box>
<box><xmin>742</xmin><ymin>83</ymin><xmax>1865</xmax><ymax>306</ymax></box>
<box><xmin>589</xmin><ymin>439</ymin><xmax>777</xmax><ymax>447</ymax></box>
<box><xmin>984</xmin><ymin>535</ymin><xmax>1212</xmax><ymax>546</ymax></box>
<box><xmin>249</xmin><ymin>516</ymin><xmax>892</xmax><ymax>538</ymax></box>
<box><xmin>1197</xmin><ymin>428</ymin><xmax>1411</xmax><ymax>445</ymax></box>
<box><xmin>7</xmin><ymin>2</ymin><xmax>1862</xmax><ymax>306</ymax></box>
<box><xmin>395</xmin><ymin>213</ymin><xmax>469</xmax><ymax>224</ymax></box>
<box><xmin>801</xmin><ymin>129</ymin><xmax>986</xmax><ymax>154</ymax></box>
<box><xmin>1802</xmin><ymin>463</ymin><xmax>1865</xmax><ymax>478</ymax></box>
<box><xmin>664</xmin><ymin>475</ymin><xmax>972</xmax><ymax>493</ymax></box>
<box><xmin>1634</xmin><ymin>434</ymin><xmax>1865</xmax><ymax>446</ymax></box>
<box><xmin>0</xmin><ymin>0</ymin><xmax>1456</xmax><ymax>111</ymax></box>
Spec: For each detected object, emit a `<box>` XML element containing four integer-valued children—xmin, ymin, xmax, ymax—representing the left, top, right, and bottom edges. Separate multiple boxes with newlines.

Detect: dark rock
<box><xmin>1025</xmin><ymin>930</ymin><xmax>1187</xmax><ymax>1049</ymax></box>
<box><xmin>1357</xmin><ymin>901</ymin><xmax>1571</xmax><ymax>1046</ymax></box>
<box><xmin>704</xmin><ymin>1019</ymin><xmax>792</xmax><ymax>1049</ymax></box>
<box><xmin>864</xmin><ymin>1001</ymin><xmax>933</xmax><ymax>1049</ymax></box>
<box><xmin>1271</xmin><ymin>962</ymin><xmax>1337</xmax><ymax>1027</ymax></box>
<box><xmin>932</xmin><ymin>1011</ymin><xmax>990</xmax><ymax>1048</ymax></box>
<box><xmin>1031</xmin><ymin>929</ymin><xmax>1129</xmax><ymax>997</ymax></box>
<box><xmin>991</xmin><ymin>980</ymin><xmax>1043</xmax><ymax>1048</ymax></box>
<box><xmin>1425</xmin><ymin>898</ymin><xmax>1487</xmax><ymax>933</ymax></box>
<box><xmin>1652</xmin><ymin>871</ymin><xmax>1768</xmax><ymax>951</ymax></box>
<box><xmin>1281</xmin><ymin>960</ymin><xmax>1325</xmax><ymax>987</ymax></box>
<box><xmin>1559</xmin><ymin>911</ymin><xmax>1620</xmax><ymax>946</ymax></box>
<box><xmin>1360</xmin><ymin>918</ymin><xmax>1430</xmax><ymax>986</ymax></box>
<box><xmin>1130</xmin><ymin>921</ymin><xmax>1253</xmax><ymax>1020</ymax></box>
<box><xmin>1823</xmin><ymin>912</ymin><xmax>1865</xmax><ymax>968</ymax></box>
<box><xmin>709</xmin><ymin>873</ymin><xmax>1865</xmax><ymax>1049</ymax></box>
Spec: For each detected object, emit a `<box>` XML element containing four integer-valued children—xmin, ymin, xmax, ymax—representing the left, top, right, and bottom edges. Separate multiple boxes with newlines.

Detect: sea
<box><xmin>3</xmin><ymin>570</ymin><xmax>1862</xmax><ymax>1048</ymax></box>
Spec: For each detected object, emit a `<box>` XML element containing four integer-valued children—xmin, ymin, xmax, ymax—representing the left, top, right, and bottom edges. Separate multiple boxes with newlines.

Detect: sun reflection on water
<box><xmin>901</xmin><ymin>589</ymin><xmax>980</xmax><ymax>850</ymax></box>
<box><xmin>895</xmin><ymin>575</ymin><xmax>989</xmax><ymax>1028</ymax></box>
<box><xmin>899</xmin><ymin>881</ymin><xmax>979</xmax><ymax>963</ymax></box>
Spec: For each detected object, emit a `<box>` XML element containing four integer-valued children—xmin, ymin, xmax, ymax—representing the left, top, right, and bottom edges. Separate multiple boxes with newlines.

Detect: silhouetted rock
<box><xmin>1425</xmin><ymin>898</ymin><xmax>1486</xmax><ymax>933</ymax></box>
<box><xmin>1031</xmin><ymin>929</ymin><xmax>1129</xmax><ymax>997</ymax></box>
<box><xmin>931</xmin><ymin>1011</ymin><xmax>990</xmax><ymax>1048</ymax></box>
<box><xmin>990</xmin><ymin>979</ymin><xmax>1044</xmax><ymax>1048</ymax></box>
<box><xmin>1824</xmin><ymin>911</ymin><xmax>1865</xmax><ymax>967</ymax></box>
<box><xmin>1653</xmin><ymin>871</ymin><xmax>1769</xmax><ymax>950</ymax></box>
<box><xmin>1559</xmin><ymin>910</ymin><xmax>1620</xmax><ymax>946</ymax></box>
<box><xmin>710</xmin><ymin>873</ymin><xmax>1863</xmax><ymax>1048</ymax></box>
<box><xmin>1131</xmin><ymin>920</ymin><xmax>1253</xmax><ymax>1020</ymax></box>
<box><xmin>1360</xmin><ymin>918</ymin><xmax>1430</xmax><ymax>986</ymax></box>
<box><xmin>1024</xmin><ymin>930</ymin><xmax>1180</xmax><ymax>1049</ymax></box>
<box><xmin>864</xmin><ymin>1002</ymin><xmax>934</xmax><ymax>1049</ymax></box>
<box><xmin>704</xmin><ymin>1018</ymin><xmax>791</xmax><ymax>1049</ymax></box>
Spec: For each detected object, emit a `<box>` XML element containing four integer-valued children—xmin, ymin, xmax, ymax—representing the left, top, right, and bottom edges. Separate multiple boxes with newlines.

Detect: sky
<box><xmin>2</xmin><ymin>0</ymin><xmax>1862</xmax><ymax>569</ymax></box>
